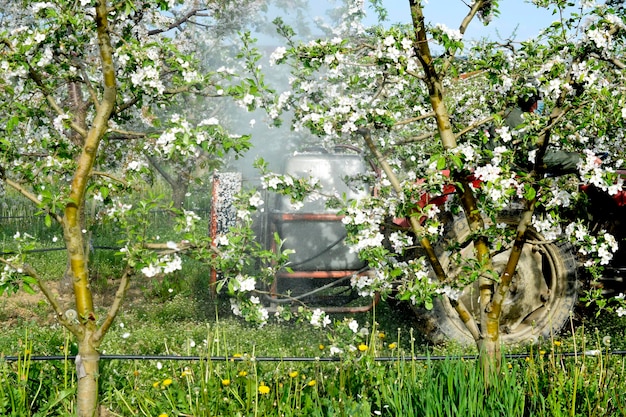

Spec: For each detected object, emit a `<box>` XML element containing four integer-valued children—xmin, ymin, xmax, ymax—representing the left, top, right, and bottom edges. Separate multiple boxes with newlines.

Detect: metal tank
<box><xmin>268</xmin><ymin>148</ymin><xmax>375</xmax><ymax>309</ymax></box>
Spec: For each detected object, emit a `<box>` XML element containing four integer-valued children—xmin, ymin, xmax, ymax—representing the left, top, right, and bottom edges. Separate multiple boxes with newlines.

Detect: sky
<box><xmin>368</xmin><ymin>1</ymin><xmax>569</xmax><ymax>42</ymax></box>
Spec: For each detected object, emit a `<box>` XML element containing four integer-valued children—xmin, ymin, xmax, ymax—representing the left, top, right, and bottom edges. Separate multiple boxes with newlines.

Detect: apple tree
<box><xmin>252</xmin><ymin>0</ymin><xmax>626</xmax><ymax>372</ymax></box>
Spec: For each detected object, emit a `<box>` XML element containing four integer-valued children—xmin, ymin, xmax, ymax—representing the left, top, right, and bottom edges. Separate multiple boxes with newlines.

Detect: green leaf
<box><xmin>524</xmin><ymin>185</ymin><xmax>536</xmax><ymax>200</ymax></box>
<box><xmin>436</xmin><ymin>155</ymin><xmax>446</xmax><ymax>170</ymax></box>
<box><xmin>6</xmin><ymin>115</ymin><xmax>19</xmax><ymax>134</ymax></box>
<box><xmin>45</xmin><ymin>213</ymin><xmax>52</xmax><ymax>228</ymax></box>
<box><xmin>100</xmin><ymin>186</ymin><xmax>110</xmax><ymax>200</ymax></box>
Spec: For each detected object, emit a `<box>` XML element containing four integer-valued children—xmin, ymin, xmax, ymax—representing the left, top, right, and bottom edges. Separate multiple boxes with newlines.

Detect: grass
<box><xmin>3</xmin><ymin>325</ymin><xmax>626</xmax><ymax>416</ymax></box>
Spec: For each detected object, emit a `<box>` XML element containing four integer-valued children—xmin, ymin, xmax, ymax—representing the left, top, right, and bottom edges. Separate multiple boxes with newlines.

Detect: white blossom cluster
<box><xmin>531</xmin><ymin>213</ymin><xmax>562</xmax><ymax>241</ymax></box>
<box><xmin>566</xmin><ymin>222</ymin><xmax>618</xmax><ymax>266</ymax></box>
<box><xmin>435</xmin><ymin>285</ymin><xmax>463</xmax><ymax>301</ymax></box>
<box><xmin>350</xmin><ymin>270</ymin><xmax>392</xmax><ymax>298</ymax></box>
<box><xmin>310</xmin><ymin>308</ymin><xmax>331</xmax><ymax>328</ymax></box>
<box><xmin>104</xmin><ymin>200</ymin><xmax>132</xmax><ymax>219</ymax></box>
<box><xmin>230</xmin><ymin>298</ymin><xmax>269</xmax><ymax>327</ymax></box>
<box><xmin>141</xmin><ymin>254</ymin><xmax>183</xmax><ymax>277</ymax></box>
<box><xmin>232</xmin><ymin>273</ymin><xmax>256</xmax><ymax>293</ymax></box>
<box><xmin>434</xmin><ymin>23</ymin><xmax>464</xmax><ymax>42</ymax></box>
<box><xmin>1</xmin><ymin>252</ymin><xmax>23</xmax><ymax>279</ymax></box>
<box><xmin>180</xmin><ymin>210</ymin><xmax>201</xmax><ymax>232</ymax></box>
<box><xmin>388</xmin><ymin>231</ymin><xmax>414</xmax><ymax>253</ymax></box>
<box><xmin>150</xmin><ymin>114</ymin><xmax>222</xmax><ymax>159</ymax></box>
<box><xmin>583</xmin><ymin>11</ymin><xmax>625</xmax><ymax>53</ymax></box>
<box><xmin>342</xmin><ymin>201</ymin><xmax>386</xmax><ymax>253</ymax></box>
<box><xmin>578</xmin><ymin>150</ymin><xmax>624</xmax><ymax>195</ymax></box>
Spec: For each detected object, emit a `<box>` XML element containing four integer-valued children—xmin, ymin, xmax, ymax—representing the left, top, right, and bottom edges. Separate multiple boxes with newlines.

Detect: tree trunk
<box><xmin>409</xmin><ymin>0</ymin><xmax>505</xmax><ymax>376</ymax></box>
<box><xmin>76</xmin><ymin>329</ymin><xmax>101</xmax><ymax>417</ymax></box>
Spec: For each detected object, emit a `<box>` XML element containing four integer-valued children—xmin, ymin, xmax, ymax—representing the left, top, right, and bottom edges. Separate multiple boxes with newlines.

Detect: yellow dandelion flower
<box><xmin>221</xmin><ymin>379</ymin><xmax>231</xmax><ymax>387</ymax></box>
<box><xmin>232</xmin><ymin>353</ymin><xmax>242</xmax><ymax>358</ymax></box>
<box><xmin>554</xmin><ymin>340</ymin><xmax>562</xmax><ymax>347</ymax></box>
<box><xmin>289</xmin><ymin>371</ymin><xmax>299</xmax><ymax>378</ymax></box>
<box><xmin>388</xmin><ymin>342</ymin><xmax>397</xmax><ymax>350</ymax></box>
<box><xmin>507</xmin><ymin>363</ymin><xmax>513</xmax><ymax>369</ymax></box>
<box><xmin>181</xmin><ymin>369</ymin><xmax>191</xmax><ymax>378</ymax></box>
<box><xmin>539</xmin><ymin>350</ymin><xmax>546</xmax><ymax>355</ymax></box>
<box><xmin>319</xmin><ymin>344</ymin><xmax>325</xmax><ymax>350</ymax></box>
<box><xmin>357</xmin><ymin>344</ymin><xmax>368</xmax><ymax>352</ymax></box>
<box><xmin>133</xmin><ymin>370</ymin><xmax>140</xmax><ymax>377</ymax></box>
<box><xmin>238</xmin><ymin>370</ymin><xmax>248</xmax><ymax>377</ymax></box>
<box><xmin>308</xmin><ymin>380</ymin><xmax>316</xmax><ymax>387</ymax></box>
<box><xmin>152</xmin><ymin>381</ymin><xmax>160</xmax><ymax>388</ymax></box>
<box><xmin>378</xmin><ymin>332</ymin><xmax>385</xmax><ymax>339</ymax></box>
<box><xmin>158</xmin><ymin>413</ymin><xmax>168</xmax><ymax>417</ymax></box>
<box><xmin>259</xmin><ymin>384</ymin><xmax>270</xmax><ymax>395</ymax></box>
<box><xmin>162</xmin><ymin>378</ymin><xmax>173</xmax><ymax>387</ymax></box>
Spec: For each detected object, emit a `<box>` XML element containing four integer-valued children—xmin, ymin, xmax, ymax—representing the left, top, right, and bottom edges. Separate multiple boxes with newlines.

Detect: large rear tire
<box><xmin>416</xmin><ymin>212</ymin><xmax>579</xmax><ymax>345</ymax></box>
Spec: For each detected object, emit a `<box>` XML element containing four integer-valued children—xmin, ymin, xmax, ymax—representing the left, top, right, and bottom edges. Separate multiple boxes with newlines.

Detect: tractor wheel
<box><xmin>416</xmin><ymin>212</ymin><xmax>579</xmax><ymax>345</ymax></box>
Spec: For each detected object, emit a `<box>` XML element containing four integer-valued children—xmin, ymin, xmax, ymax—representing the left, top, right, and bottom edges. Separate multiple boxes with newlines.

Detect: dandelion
<box><xmin>553</xmin><ymin>340</ymin><xmax>562</xmax><ymax>347</ymax></box>
<box><xmin>603</xmin><ymin>336</ymin><xmax>612</xmax><ymax>346</ymax></box>
<box><xmin>388</xmin><ymin>342</ymin><xmax>397</xmax><ymax>350</ymax></box>
<box><xmin>181</xmin><ymin>368</ymin><xmax>192</xmax><ymax>377</ymax></box>
<box><xmin>221</xmin><ymin>379</ymin><xmax>231</xmax><ymax>387</ymax></box>
<box><xmin>307</xmin><ymin>380</ymin><xmax>317</xmax><ymax>387</ymax></box>
<box><xmin>318</xmin><ymin>344</ymin><xmax>325</xmax><ymax>350</ymax></box>
<box><xmin>162</xmin><ymin>378</ymin><xmax>173</xmax><ymax>387</ymax></box>
<box><xmin>289</xmin><ymin>371</ymin><xmax>299</xmax><ymax>378</ymax></box>
<box><xmin>152</xmin><ymin>381</ymin><xmax>160</xmax><ymax>388</ymax></box>
<box><xmin>158</xmin><ymin>414</ymin><xmax>168</xmax><ymax>417</ymax></box>
<box><xmin>378</xmin><ymin>332</ymin><xmax>385</xmax><ymax>339</ymax></box>
<box><xmin>358</xmin><ymin>344</ymin><xmax>368</xmax><ymax>352</ymax></box>
<box><xmin>258</xmin><ymin>384</ymin><xmax>270</xmax><ymax>395</ymax></box>
<box><xmin>238</xmin><ymin>370</ymin><xmax>248</xmax><ymax>377</ymax></box>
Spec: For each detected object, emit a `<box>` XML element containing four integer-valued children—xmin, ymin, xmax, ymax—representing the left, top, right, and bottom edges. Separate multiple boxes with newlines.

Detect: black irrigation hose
<box><xmin>4</xmin><ymin>351</ymin><xmax>626</xmax><ymax>363</ymax></box>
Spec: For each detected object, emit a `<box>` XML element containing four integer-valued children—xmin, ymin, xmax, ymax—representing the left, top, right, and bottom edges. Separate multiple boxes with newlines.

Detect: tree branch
<box><xmin>147</xmin><ymin>7</ymin><xmax>204</xmax><ymax>36</ymax></box>
<box><xmin>91</xmin><ymin>171</ymin><xmax>128</xmax><ymax>186</ymax></box>
<box><xmin>4</xmin><ymin>177</ymin><xmax>63</xmax><ymax>224</ymax></box>
<box><xmin>0</xmin><ymin>259</ymin><xmax>83</xmax><ymax>338</ymax></box>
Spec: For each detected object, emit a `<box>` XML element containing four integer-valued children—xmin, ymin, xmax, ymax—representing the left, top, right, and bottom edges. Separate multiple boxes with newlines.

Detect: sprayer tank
<box><xmin>272</xmin><ymin>151</ymin><xmax>370</xmax><ymax>271</ymax></box>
